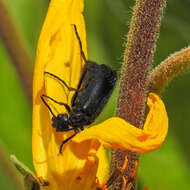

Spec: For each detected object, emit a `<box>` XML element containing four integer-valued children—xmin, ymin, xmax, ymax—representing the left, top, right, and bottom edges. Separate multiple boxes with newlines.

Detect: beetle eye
<box><xmin>57</xmin><ymin>114</ymin><xmax>68</xmax><ymax>121</ymax></box>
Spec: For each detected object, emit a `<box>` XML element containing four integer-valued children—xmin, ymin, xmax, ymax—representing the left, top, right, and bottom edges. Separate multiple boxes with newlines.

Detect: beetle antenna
<box><xmin>41</xmin><ymin>94</ymin><xmax>71</xmax><ymax>113</ymax></box>
<box><xmin>73</xmin><ymin>24</ymin><xmax>87</xmax><ymax>63</ymax></box>
<box><xmin>41</xmin><ymin>95</ymin><xmax>56</xmax><ymax>118</ymax></box>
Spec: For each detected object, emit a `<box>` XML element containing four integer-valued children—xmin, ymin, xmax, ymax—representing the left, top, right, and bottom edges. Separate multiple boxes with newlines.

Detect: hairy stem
<box><xmin>149</xmin><ymin>47</ymin><xmax>190</xmax><ymax>93</ymax></box>
<box><xmin>0</xmin><ymin>0</ymin><xmax>33</xmax><ymax>102</ymax></box>
<box><xmin>110</xmin><ymin>0</ymin><xmax>166</xmax><ymax>189</ymax></box>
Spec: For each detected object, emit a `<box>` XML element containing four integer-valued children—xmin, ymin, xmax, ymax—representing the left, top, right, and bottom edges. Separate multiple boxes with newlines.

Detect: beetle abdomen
<box><xmin>72</xmin><ymin>61</ymin><xmax>117</xmax><ymax>125</ymax></box>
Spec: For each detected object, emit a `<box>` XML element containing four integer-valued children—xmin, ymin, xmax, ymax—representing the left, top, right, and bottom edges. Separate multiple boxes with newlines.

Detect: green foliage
<box><xmin>0</xmin><ymin>0</ymin><xmax>190</xmax><ymax>190</ymax></box>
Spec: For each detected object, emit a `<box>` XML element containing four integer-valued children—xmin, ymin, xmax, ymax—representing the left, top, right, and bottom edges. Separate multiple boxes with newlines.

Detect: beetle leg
<box><xmin>44</xmin><ymin>72</ymin><xmax>77</xmax><ymax>91</ymax></box>
<box><xmin>73</xmin><ymin>24</ymin><xmax>87</xmax><ymax>63</ymax></box>
<box><xmin>41</xmin><ymin>94</ymin><xmax>71</xmax><ymax>113</ymax></box>
<box><xmin>71</xmin><ymin>64</ymin><xmax>88</xmax><ymax>106</ymax></box>
<box><xmin>59</xmin><ymin>128</ymin><xmax>79</xmax><ymax>154</ymax></box>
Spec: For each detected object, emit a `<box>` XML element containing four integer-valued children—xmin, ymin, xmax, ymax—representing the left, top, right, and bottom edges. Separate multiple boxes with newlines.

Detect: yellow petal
<box><xmin>73</xmin><ymin>93</ymin><xmax>168</xmax><ymax>153</ymax></box>
<box><xmin>32</xmin><ymin>0</ymin><xmax>108</xmax><ymax>189</ymax></box>
<box><xmin>96</xmin><ymin>146</ymin><xmax>109</xmax><ymax>185</ymax></box>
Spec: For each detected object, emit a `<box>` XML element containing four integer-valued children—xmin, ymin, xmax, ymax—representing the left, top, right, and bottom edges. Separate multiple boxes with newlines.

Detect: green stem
<box><xmin>110</xmin><ymin>0</ymin><xmax>166</xmax><ymax>189</ymax></box>
<box><xmin>0</xmin><ymin>142</ymin><xmax>24</xmax><ymax>190</ymax></box>
<box><xmin>0</xmin><ymin>0</ymin><xmax>33</xmax><ymax>102</ymax></box>
<box><xmin>149</xmin><ymin>47</ymin><xmax>190</xmax><ymax>93</ymax></box>
<box><xmin>10</xmin><ymin>155</ymin><xmax>41</xmax><ymax>190</ymax></box>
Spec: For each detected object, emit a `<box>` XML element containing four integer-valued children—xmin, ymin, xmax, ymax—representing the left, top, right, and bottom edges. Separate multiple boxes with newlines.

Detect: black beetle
<box><xmin>41</xmin><ymin>25</ymin><xmax>117</xmax><ymax>153</ymax></box>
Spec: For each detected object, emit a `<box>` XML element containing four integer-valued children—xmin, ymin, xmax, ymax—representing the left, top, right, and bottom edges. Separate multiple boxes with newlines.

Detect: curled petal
<box><xmin>73</xmin><ymin>93</ymin><xmax>168</xmax><ymax>153</ymax></box>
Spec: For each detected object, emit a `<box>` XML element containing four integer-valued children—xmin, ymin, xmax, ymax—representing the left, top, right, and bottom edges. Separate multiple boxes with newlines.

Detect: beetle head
<box><xmin>52</xmin><ymin>114</ymin><xmax>69</xmax><ymax>132</ymax></box>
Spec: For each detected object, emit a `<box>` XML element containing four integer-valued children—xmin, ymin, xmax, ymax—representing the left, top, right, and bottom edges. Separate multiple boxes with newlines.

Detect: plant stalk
<box><xmin>110</xmin><ymin>0</ymin><xmax>166</xmax><ymax>189</ymax></box>
<box><xmin>149</xmin><ymin>47</ymin><xmax>190</xmax><ymax>93</ymax></box>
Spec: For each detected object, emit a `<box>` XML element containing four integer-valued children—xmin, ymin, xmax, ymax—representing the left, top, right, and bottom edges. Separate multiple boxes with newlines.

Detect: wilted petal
<box><xmin>74</xmin><ymin>93</ymin><xmax>168</xmax><ymax>153</ymax></box>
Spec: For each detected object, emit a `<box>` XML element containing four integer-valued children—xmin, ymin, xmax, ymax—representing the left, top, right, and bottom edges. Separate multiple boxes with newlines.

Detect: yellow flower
<box><xmin>32</xmin><ymin>0</ymin><xmax>168</xmax><ymax>190</ymax></box>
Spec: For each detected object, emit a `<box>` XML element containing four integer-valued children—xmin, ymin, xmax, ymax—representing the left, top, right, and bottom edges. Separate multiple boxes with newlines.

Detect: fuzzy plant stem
<box><xmin>0</xmin><ymin>0</ymin><xmax>33</xmax><ymax>102</ymax></box>
<box><xmin>149</xmin><ymin>47</ymin><xmax>190</xmax><ymax>93</ymax></box>
<box><xmin>110</xmin><ymin>0</ymin><xmax>166</xmax><ymax>189</ymax></box>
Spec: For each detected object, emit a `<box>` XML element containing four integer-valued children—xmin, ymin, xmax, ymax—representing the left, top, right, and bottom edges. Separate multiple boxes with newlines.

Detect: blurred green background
<box><xmin>0</xmin><ymin>0</ymin><xmax>190</xmax><ymax>189</ymax></box>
